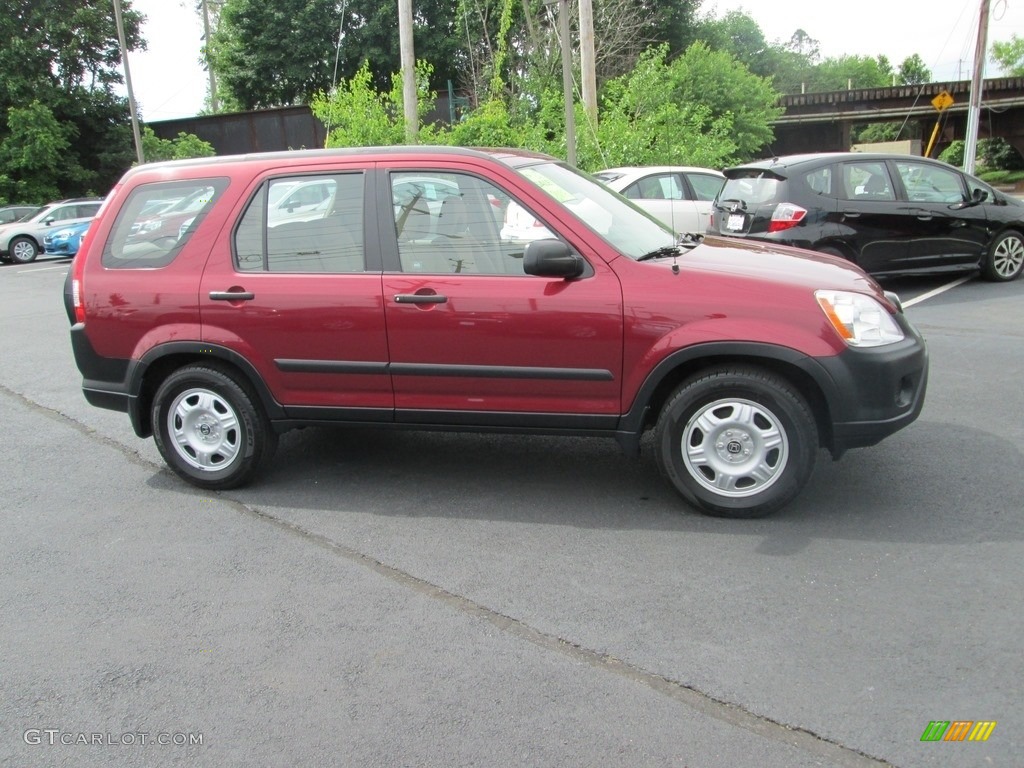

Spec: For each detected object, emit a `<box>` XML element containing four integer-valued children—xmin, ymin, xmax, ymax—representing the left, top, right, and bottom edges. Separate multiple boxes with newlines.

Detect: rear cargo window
<box><xmin>235</xmin><ymin>172</ymin><xmax>365</xmax><ymax>273</ymax></box>
<box><xmin>102</xmin><ymin>179</ymin><xmax>228</xmax><ymax>268</ymax></box>
<box><xmin>719</xmin><ymin>175</ymin><xmax>781</xmax><ymax>206</ymax></box>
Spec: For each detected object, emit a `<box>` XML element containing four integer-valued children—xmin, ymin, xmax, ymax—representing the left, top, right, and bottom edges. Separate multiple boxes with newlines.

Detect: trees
<box><xmin>991</xmin><ymin>35</ymin><xmax>1024</xmax><ymax>76</ymax></box>
<box><xmin>0</xmin><ymin>0</ymin><xmax>146</xmax><ymax>201</ymax></box>
<box><xmin>210</xmin><ymin>0</ymin><xmax>464</xmax><ymax>110</ymax></box>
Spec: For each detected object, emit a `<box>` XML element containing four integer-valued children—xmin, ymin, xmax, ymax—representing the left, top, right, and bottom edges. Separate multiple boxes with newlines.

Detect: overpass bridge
<box><xmin>771</xmin><ymin>77</ymin><xmax>1024</xmax><ymax>158</ymax></box>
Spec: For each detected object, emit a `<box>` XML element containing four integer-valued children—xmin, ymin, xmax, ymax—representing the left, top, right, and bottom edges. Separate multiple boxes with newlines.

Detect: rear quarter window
<box><xmin>102</xmin><ymin>179</ymin><xmax>228</xmax><ymax>268</ymax></box>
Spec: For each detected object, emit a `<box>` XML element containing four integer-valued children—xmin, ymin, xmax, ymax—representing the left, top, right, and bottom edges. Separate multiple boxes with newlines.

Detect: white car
<box><xmin>0</xmin><ymin>198</ymin><xmax>103</xmax><ymax>263</ymax></box>
<box><xmin>594</xmin><ymin>166</ymin><xmax>725</xmax><ymax>235</ymax></box>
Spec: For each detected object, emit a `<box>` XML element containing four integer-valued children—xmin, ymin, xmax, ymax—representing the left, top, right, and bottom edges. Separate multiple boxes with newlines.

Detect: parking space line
<box><xmin>15</xmin><ymin>264</ymin><xmax>71</xmax><ymax>274</ymax></box>
<box><xmin>902</xmin><ymin>275</ymin><xmax>972</xmax><ymax>308</ymax></box>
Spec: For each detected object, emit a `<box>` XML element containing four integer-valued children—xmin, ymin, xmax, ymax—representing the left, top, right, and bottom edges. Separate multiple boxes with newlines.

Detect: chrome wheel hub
<box><xmin>681</xmin><ymin>398</ymin><xmax>789</xmax><ymax>497</ymax></box>
<box><xmin>994</xmin><ymin>236</ymin><xmax>1024</xmax><ymax>279</ymax></box>
<box><xmin>168</xmin><ymin>387</ymin><xmax>241</xmax><ymax>471</ymax></box>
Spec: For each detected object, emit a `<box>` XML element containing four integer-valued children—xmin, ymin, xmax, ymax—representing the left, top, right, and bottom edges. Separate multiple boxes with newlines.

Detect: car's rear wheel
<box><xmin>152</xmin><ymin>364</ymin><xmax>277</xmax><ymax>490</ymax></box>
<box><xmin>9</xmin><ymin>236</ymin><xmax>38</xmax><ymax>263</ymax></box>
<box><xmin>983</xmin><ymin>231</ymin><xmax>1024</xmax><ymax>282</ymax></box>
<box><xmin>654</xmin><ymin>367</ymin><xmax>818</xmax><ymax>518</ymax></box>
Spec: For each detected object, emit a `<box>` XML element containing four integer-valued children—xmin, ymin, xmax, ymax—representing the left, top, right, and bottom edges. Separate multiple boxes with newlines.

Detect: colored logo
<box><xmin>920</xmin><ymin>721</ymin><xmax>996</xmax><ymax>742</ymax></box>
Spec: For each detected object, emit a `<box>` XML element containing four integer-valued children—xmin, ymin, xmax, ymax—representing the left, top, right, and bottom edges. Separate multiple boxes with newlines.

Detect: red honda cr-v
<box><xmin>66</xmin><ymin>147</ymin><xmax>928</xmax><ymax>518</ymax></box>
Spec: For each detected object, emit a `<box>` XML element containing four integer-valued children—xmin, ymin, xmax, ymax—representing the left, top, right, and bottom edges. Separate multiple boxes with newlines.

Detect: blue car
<box><xmin>43</xmin><ymin>220</ymin><xmax>92</xmax><ymax>257</ymax></box>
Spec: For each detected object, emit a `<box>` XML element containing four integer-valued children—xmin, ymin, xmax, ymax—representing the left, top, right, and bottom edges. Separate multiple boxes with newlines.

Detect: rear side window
<box><xmin>623</xmin><ymin>174</ymin><xmax>684</xmax><ymax>201</ymax></box>
<box><xmin>804</xmin><ymin>167</ymin><xmax>834</xmax><ymax>196</ymax></box>
<box><xmin>235</xmin><ymin>173</ymin><xmax>364</xmax><ymax>273</ymax></box>
<box><xmin>842</xmin><ymin>162</ymin><xmax>894</xmax><ymax>201</ymax></box>
<box><xmin>686</xmin><ymin>173</ymin><xmax>725</xmax><ymax>201</ymax></box>
<box><xmin>102</xmin><ymin>179</ymin><xmax>228</xmax><ymax>268</ymax></box>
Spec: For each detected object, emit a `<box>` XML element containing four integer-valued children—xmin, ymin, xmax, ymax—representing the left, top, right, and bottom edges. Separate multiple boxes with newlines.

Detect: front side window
<box><xmin>392</xmin><ymin>171</ymin><xmax>525</xmax><ymax>275</ymax></box>
<box><xmin>103</xmin><ymin>179</ymin><xmax>228</xmax><ymax>268</ymax></box>
<box><xmin>895</xmin><ymin>162</ymin><xmax>967</xmax><ymax>203</ymax></box>
<box><xmin>235</xmin><ymin>173</ymin><xmax>364</xmax><ymax>273</ymax></box>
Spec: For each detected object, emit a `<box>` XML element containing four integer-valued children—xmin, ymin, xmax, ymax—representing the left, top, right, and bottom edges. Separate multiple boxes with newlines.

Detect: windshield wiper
<box><xmin>636</xmin><ymin>233</ymin><xmax>703</xmax><ymax>262</ymax></box>
<box><xmin>719</xmin><ymin>198</ymin><xmax>746</xmax><ymax>210</ymax></box>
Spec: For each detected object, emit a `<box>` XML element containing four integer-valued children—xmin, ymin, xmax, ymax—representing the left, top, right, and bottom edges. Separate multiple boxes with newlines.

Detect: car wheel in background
<box><xmin>655</xmin><ymin>367</ymin><xmax>818</xmax><ymax>518</ymax></box>
<box><xmin>9</xmin><ymin>237</ymin><xmax>38</xmax><ymax>263</ymax></box>
<box><xmin>982</xmin><ymin>230</ymin><xmax>1024</xmax><ymax>282</ymax></box>
<box><xmin>152</xmin><ymin>364</ymin><xmax>277</xmax><ymax>490</ymax></box>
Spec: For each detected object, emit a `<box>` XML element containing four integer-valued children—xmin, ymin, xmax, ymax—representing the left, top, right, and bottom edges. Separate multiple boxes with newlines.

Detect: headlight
<box><xmin>815</xmin><ymin>290</ymin><xmax>904</xmax><ymax>347</ymax></box>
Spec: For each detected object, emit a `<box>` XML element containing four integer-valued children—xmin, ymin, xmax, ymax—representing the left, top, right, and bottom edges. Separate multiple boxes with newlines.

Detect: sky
<box><xmin>124</xmin><ymin>0</ymin><xmax>1024</xmax><ymax>122</ymax></box>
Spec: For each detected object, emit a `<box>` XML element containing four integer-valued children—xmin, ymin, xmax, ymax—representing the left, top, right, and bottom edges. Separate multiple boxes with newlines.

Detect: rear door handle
<box><xmin>841</xmin><ymin>211</ymin><xmax>861</xmax><ymax>218</ymax></box>
<box><xmin>394</xmin><ymin>293</ymin><xmax>448</xmax><ymax>304</ymax></box>
<box><xmin>209</xmin><ymin>290</ymin><xmax>255</xmax><ymax>301</ymax></box>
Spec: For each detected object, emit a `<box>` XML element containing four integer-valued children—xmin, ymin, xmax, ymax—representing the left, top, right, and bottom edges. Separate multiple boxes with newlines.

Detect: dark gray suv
<box><xmin>710</xmin><ymin>152</ymin><xmax>1024</xmax><ymax>282</ymax></box>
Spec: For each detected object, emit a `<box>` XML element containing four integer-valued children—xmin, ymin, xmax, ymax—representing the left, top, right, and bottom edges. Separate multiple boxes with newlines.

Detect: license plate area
<box><xmin>726</xmin><ymin>213</ymin><xmax>745</xmax><ymax>231</ymax></box>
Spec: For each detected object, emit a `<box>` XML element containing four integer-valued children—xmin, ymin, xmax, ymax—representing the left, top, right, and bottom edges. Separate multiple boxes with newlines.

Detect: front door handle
<box><xmin>209</xmin><ymin>290</ymin><xmax>255</xmax><ymax>301</ymax></box>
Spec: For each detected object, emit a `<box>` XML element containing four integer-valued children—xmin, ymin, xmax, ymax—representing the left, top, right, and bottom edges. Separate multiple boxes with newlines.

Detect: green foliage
<box><xmin>211</xmin><ymin>0</ymin><xmax>465</xmax><ymax>109</ymax></box>
<box><xmin>938</xmin><ymin>138</ymin><xmax>1024</xmax><ymax>172</ymax></box>
<box><xmin>898</xmin><ymin>54</ymin><xmax>931</xmax><ymax>85</ymax></box>
<box><xmin>665</xmin><ymin>42</ymin><xmax>781</xmax><ymax>160</ymax></box>
<box><xmin>807</xmin><ymin>54</ymin><xmax>894</xmax><ymax>91</ymax></box>
<box><xmin>991</xmin><ymin>35</ymin><xmax>1024</xmax><ymax>76</ymax></box>
<box><xmin>938</xmin><ymin>140</ymin><xmax>965</xmax><ymax>167</ymax></box>
<box><xmin>312</xmin><ymin>60</ymin><xmax>441</xmax><ymax>148</ymax></box>
<box><xmin>0</xmin><ymin>101</ymin><xmax>74</xmax><ymax>202</ymax></box>
<box><xmin>0</xmin><ymin>0</ymin><xmax>146</xmax><ymax>200</ymax></box>
<box><xmin>140</xmin><ymin>128</ymin><xmax>216</xmax><ymax>163</ymax></box>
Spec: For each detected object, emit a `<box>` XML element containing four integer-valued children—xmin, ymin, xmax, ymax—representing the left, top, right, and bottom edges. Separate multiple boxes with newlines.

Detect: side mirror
<box><xmin>523</xmin><ymin>239</ymin><xmax>584</xmax><ymax>278</ymax></box>
<box><xmin>951</xmin><ymin>187</ymin><xmax>989</xmax><ymax>210</ymax></box>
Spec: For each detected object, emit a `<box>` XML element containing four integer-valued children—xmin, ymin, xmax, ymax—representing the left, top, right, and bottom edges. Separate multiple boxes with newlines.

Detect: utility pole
<box><xmin>202</xmin><ymin>0</ymin><xmax>219</xmax><ymax>113</ymax></box>
<box><xmin>398</xmin><ymin>0</ymin><xmax>418</xmax><ymax>143</ymax></box>
<box><xmin>112</xmin><ymin>0</ymin><xmax>144</xmax><ymax>164</ymax></box>
<box><xmin>964</xmin><ymin>0</ymin><xmax>990</xmax><ymax>174</ymax></box>
<box><xmin>544</xmin><ymin>0</ymin><xmax>576</xmax><ymax>165</ymax></box>
<box><xmin>579</xmin><ymin>0</ymin><xmax>597</xmax><ymax>127</ymax></box>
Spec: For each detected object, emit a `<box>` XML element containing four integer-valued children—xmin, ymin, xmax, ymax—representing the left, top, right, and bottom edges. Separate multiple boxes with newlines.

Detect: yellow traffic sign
<box><xmin>931</xmin><ymin>90</ymin><xmax>954</xmax><ymax>111</ymax></box>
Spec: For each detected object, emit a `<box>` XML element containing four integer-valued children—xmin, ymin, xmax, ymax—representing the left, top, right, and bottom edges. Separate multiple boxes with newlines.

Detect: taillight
<box><xmin>71</xmin><ymin>250</ymin><xmax>86</xmax><ymax>324</ymax></box>
<box><xmin>767</xmin><ymin>203</ymin><xmax>807</xmax><ymax>233</ymax></box>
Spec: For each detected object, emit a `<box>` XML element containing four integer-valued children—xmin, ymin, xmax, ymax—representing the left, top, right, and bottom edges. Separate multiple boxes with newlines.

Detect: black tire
<box><xmin>151</xmin><ymin>364</ymin><xmax>277</xmax><ymax>490</ymax></box>
<box><xmin>982</xmin><ymin>230</ymin><xmax>1024</xmax><ymax>282</ymax></box>
<box><xmin>9</xmin><ymin>236</ymin><xmax>38</xmax><ymax>264</ymax></box>
<box><xmin>654</xmin><ymin>366</ymin><xmax>818</xmax><ymax>518</ymax></box>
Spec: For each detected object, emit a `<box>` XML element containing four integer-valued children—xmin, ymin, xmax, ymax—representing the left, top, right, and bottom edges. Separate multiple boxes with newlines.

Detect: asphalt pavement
<box><xmin>1</xmin><ymin>257</ymin><xmax>1021</xmax><ymax>767</ymax></box>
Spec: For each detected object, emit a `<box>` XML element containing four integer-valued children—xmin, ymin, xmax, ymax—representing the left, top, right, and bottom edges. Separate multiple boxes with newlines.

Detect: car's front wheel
<box><xmin>983</xmin><ymin>230</ymin><xmax>1024</xmax><ymax>282</ymax></box>
<box><xmin>654</xmin><ymin>367</ymin><xmax>818</xmax><ymax>518</ymax></box>
<box><xmin>152</xmin><ymin>364</ymin><xmax>277</xmax><ymax>490</ymax></box>
<box><xmin>9</xmin><ymin>236</ymin><xmax>38</xmax><ymax>263</ymax></box>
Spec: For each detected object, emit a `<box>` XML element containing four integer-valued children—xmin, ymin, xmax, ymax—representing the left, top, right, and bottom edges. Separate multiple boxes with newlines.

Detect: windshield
<box><xmin>515</xmin><ymin>161</ymin><xmax>675</xmax><ymax>259</ymax></box>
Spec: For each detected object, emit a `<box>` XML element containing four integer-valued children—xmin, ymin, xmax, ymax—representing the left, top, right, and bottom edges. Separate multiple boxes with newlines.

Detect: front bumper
<box><xmin>814</xmin><ymin>314</ymin><xmax>928</xmax><ymax>456</ymax></box>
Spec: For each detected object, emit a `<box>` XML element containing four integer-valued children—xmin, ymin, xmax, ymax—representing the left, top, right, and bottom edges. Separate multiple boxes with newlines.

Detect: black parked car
<box><xmin>709</xmin><ymin>152</ymin><xmax>1024</xmax><ymax>282</ymax></box>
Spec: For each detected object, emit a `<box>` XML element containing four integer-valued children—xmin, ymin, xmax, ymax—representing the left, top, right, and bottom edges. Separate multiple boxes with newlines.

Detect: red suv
<box><xmin>66</xmin><ymin>147</ymin><xmax>928</xmax><ymax>518</ymax></box>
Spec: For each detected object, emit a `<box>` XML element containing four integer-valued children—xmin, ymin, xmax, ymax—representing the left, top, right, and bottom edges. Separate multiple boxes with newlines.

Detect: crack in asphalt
<box><xmin>3</xmin><ymin>382</ymin><xmax>896</xmax><ymax>767</ymax></box>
